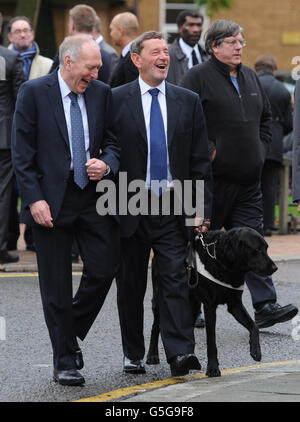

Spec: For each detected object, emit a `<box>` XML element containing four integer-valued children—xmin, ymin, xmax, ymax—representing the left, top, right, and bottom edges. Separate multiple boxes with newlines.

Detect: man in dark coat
<box><xmin>181</xmin><ymin>19</ymin><xmax>298</xmax><ymax>329</ymax></box>
<box><xmin>167</xmin><ymin>10</ymin><xmax>209</xmax><ymax>85</ymax></box>
<box><xmin>113</xmin><ymin>31</ymin><xmax>212</xmax><ymax>377</ymax></box>
<box><xmin>109</xmin><ymin>12</ymin><xmax>139</xmax><ymax>88</ymax></box>
<box><xmin>12</xmin><ymin>35</ymin><xmax>120</xmax><ymax>386</ymax></box>
<box><xmin>254</xmin><ymin>54</ymin><xmax>293</xmax><ymax>235</ymax></box>
<box><xmin>0</xmin><ymin>12</ymin><xmax>25</xmax><ymax>264</ymax></box>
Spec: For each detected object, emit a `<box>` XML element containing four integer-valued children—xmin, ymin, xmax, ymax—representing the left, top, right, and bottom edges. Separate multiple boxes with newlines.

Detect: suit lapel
<box><xmin>84</xmin><ymin>83</ymin><xmax>96</xmax><ymax>153</ymax></box>
<box><xmin>166</xmin><ymin>82</ymin><xmax>180</xmax><ymax>148</ymax></box>
<box><xmin>127</xmin><ymin>80</ymin><xmax>147</xmax><ymax>144</ymax></box>
<box><xmin>46</xmin><ymin>71</ymin><xmax>69</xmax><ymax>148</ymax></box>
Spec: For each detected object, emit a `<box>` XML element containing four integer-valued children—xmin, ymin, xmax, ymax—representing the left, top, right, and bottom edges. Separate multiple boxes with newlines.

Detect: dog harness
<box><xmin>195</xmin><ymin>253</ymin><xmax>244</xmax><ymax>291</ymax></box>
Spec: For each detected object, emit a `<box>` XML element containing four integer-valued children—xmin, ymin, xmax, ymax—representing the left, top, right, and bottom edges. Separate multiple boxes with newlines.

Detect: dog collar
<box><xmin>195</xmin><ymin>253</ymin><xmax>244</xmax><ymax>291</ymax></box>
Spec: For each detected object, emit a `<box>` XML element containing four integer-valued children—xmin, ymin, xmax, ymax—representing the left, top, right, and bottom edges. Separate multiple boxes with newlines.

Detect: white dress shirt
<box><xmin>138</xmin><ymin>76</ymin><xmax>173</xmax><ymax>189</ymax></box>
<box><xmin>121</xmin><ymin>41</ymin><xmax>133</xmax><ymax>58</ymax></box>
<box><xmin>58</xmin><ymin>70</ymin><xmax>90</xmax><ymax>169</ymax></box>
<box><xmin>179</xmin><ymin>38</ymin><xmax>202</xmax><ymax>69</ymax></box>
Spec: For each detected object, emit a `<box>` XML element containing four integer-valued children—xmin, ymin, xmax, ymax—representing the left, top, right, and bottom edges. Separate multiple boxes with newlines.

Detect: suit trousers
<box><xmin>32</xmin><ymin>177</ymin><xmax>120</xmax><ymax>370</ymax></box>
<box><xmin>116</xmin><ymin>210</ymin><xmax>195</xmax><ymax>363</ymax></box>
<box><xmin>261</xmin><ymin>160</ymin><xmax>281</xmax><ymax>230</ymax></box>
<box><xmin>0</xmin><ymin>150</ymin><xmax>14</xmax><ymax>251</ymax></box>
<box><xmin>211</xmin><ymin>178</ymin><xmax>277</xmax><ymax>307</ymax></box>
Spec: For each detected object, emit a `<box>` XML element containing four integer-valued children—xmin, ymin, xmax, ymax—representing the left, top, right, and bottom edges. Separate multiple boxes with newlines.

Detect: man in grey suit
<box><xmin>167</xmin><ymin>10</ymin><xmax>209</xmax><ymax>85</ymax></box>
<box><xmin>0</xmin><ymin>12</ymin><xmax>25</xmax><ymax>264</ymax></box>
<box><xmin>93</xmin><ymin>15</ymin><xmax>119</xmax><ymax>78</ymax></box>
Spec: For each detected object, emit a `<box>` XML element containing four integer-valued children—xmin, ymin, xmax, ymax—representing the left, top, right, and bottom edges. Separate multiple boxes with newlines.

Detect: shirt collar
<box><xmin>122</xmin><ymin>41</ymin><xmax>133</xmax><ymax>57</ymax></box>
<box><xmin>138</xmin><ymin>75</ymin><xmax>166</xmax><ymax>96</ymax></box>
<box><xmin>179</xmin><ymin>37</ymin><xmax>197</xmax><ymax>56</ymax></box>
<box><xmin>95</xmin><ymin>34</ymin><xmax>103</xmax><ymax>44</ymax></box>
<box><xmin>58</xmin><ymin>70</ymin><xmax>82</xmax><ymax>100</ymax></box>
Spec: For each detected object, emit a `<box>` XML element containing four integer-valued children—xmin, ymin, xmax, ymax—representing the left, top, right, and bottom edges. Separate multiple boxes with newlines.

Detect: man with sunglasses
<box><xmin>181</xmin><ymin>19</ymin><xmax>298</xmax><ymax>329</ymax></box>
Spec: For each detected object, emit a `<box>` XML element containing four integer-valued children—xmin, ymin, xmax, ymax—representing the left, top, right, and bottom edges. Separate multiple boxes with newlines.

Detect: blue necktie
<box><xmin>69</xmin><ymin>92</ymin><xmax>89</xmax><ymax>189</ymax></box>
<box><xmin>149</xmin><ymin>88</ymin><xmax>168</xmax><ymax>196</ymax></box>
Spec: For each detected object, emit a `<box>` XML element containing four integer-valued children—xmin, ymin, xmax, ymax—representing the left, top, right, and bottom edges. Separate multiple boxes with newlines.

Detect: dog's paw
<box><xmin>146</xmin><ymin>355</ymin><xmax>160</xmax><ymax>365</ymax></box>
<box><xmin>206</xmin><ymin>366</ymin><xmax>221</xmax><ymax>377</ymax></box>
<box><xmin>250</xmin><ymin>346</ymin><xmax>261</xmax><ymax>361</ymax></box>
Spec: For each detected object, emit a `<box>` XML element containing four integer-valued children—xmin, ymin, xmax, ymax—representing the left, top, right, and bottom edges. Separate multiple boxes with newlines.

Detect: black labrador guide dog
<box><xmin>147</xmin><ymin>227</ymin><xmax>278</xmax><ymax>377</ymax></box>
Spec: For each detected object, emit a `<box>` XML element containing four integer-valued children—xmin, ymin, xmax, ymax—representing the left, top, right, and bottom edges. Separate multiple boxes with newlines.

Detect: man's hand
<box><xmin>194</xmin><ymin>217</ymin><xmax>211</xmax><ymax>234</ymax></box>
<box><xmin>30</xmin><ymin>200</ymin><xmax>53</xmax><ymax>228</ymax></box>
<box><xmin>85</xmin><ymin>158</ymin><xmax>108</xmax><ymax>181</ymax></box>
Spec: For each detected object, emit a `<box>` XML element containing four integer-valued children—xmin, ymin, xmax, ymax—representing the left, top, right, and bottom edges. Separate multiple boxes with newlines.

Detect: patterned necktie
<box><xmin>149</xmin><ymin>88</ymin><xmax>168</xmax><ymax>196</ymax></box>
<box><xmin>68</xmin><ymin>92</ymin><xmax>89</xmax><ymax>189</ymax></box>
<box><xmin>192</xmin><ymin>49</ymin><xmax>199</xmax><ymax>66</ymax></box>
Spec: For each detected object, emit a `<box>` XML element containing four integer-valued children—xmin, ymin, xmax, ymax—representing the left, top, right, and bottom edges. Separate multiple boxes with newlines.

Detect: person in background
<box><xmin>49</xmin><ymin>3</ymin><xmax>111</xmax><ymax>84</ymax></box>
<box><xmin>254</xmin><ymin>54</ymin><xmax>293</xmax><ymax>236</ymax></box>
<box><xmin>0</xmin><ymin>12</ymin><xmax>25</xmax><ymax>264</ymax></box>
<box><xmin>7</xmin><ymin>15</ymin><xmax>53</xmax><ymax>253</ymax></box>
<box><xmin>93</xmin><ymin>14</ymin><xmax>119</xmax><ymax>79</ymax></box>
<box><xmin>109</xmin><ymin>12</ymin><xmax>139</xmax><ymax>87</ymax></box>
<box><xmin>167</xmin><ymin>10</ymin><xmax>209</xmax><ymax>85</ymax></box>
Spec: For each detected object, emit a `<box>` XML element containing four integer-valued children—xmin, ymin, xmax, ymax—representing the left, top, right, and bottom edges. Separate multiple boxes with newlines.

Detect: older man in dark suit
<box><xmin>113</xmin><ymin>31</ymin><xmax>212</xmax><ymax>377</ymax></box>
<box><xmin>0</xmin><ymin>12</ymin><xmax>25</xmax><ymax>264</ymax></box>
<box><xmin>12</xmin><ymin>35</ymin><xmax>120</xmax><ymax>386</ymax></box>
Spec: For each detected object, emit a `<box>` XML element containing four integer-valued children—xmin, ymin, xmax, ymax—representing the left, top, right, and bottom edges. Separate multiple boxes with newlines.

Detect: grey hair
<box><xmin>130</xmin><ymin>31</ymin><xmax>166</xmax><ymax>55</ymax></box>
<box><xmin>59</xmin><ymin>34</ymin><xmax>99</xmax><ymax>67</ymax></box>
<box><xmin>205</xmin><ymin>19</ymin><xmax>243</xmax><ymax>54</ymax></box>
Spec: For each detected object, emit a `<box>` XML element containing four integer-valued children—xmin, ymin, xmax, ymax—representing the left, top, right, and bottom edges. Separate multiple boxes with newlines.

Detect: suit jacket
<box><xmin>112</xmin><ymin>79</ymin><xmax>213</xmax><ymax>238</ymax></box>
<box><xmin>109</xmin><ymin>51</ymin><xmax>139</xmax><ymax>88</ymax></box>
<box><xmin>167</xmin><ymin>38</ymin><xmax>209</xmax><ymax>86</ymax></box>
<box><xmin>49</xmin><ymin>48</ymin><xmax>111</xmax><ymax>84</ymax></box>
<box><xmin>0</xmin><ymin>46</ymin><xmax>25</xmax><ymax>149</ymax></box>
<box><xmin>98</xmin><ymin>39</ymin><xmax>119</xmax><ymax>77</ymax></box>
<box><xmin>258</xmin><ymin>72</ymin><xmax>293</xmax><ymax>163</ymax></box>
<box><xmin>12</xmin><ymin>70</ymin><xmax>120</xmax><ymax>225</ymax></box>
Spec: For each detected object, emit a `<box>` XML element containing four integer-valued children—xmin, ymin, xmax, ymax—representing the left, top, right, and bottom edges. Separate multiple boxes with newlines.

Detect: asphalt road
<box><xmin>0</xmin><ymin>260</ymin><xmax>300</xmax><ymax>402</ymax></box>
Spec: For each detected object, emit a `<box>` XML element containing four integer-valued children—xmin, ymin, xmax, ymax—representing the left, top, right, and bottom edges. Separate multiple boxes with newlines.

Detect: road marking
<box><xmin>75</xmin><ymin>359</ymin><xmax>300</xmax><ymax>402</ymax></box>
<box><xmin>0</xmin><ymin>272</ymin><xmax>82</xmax><ymax>278</ymax></box>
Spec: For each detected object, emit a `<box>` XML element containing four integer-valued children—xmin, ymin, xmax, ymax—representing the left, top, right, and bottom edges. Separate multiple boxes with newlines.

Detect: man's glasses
<box><xmin>223</xmin><ymin>39</ymin><xmax>246</xmax><ymax>48</ymax></box>
<box><xmin>11</xmin><ymin>28</ymin><xmax>32</xmax><ymax>35</ymax></box>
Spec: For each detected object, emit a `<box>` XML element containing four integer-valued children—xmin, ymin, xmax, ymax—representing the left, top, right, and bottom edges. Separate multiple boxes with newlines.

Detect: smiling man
<box><xmin>112</xmin><ymin>31</ymin><xmax>212</xmax><ymax>377</ymax></box>
<box><xmin>181</xmin><ymin>19</ymin><xmax>298</xmax><ymax>329</ymax></box>
<box><xmin>12</xmin><ymin>35</ymin><xmax>120</xmax><ymax>386</ymax></box>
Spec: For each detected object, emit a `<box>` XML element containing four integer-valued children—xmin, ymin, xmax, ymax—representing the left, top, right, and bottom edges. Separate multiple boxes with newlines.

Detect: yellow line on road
<box><xmin>75</xmin><ymin>359</ymin><xmax>300</xmax><ymax>402</ymax></box>
<box><xmin>0</xmin><ymin>272</ymin><xmax>82</xmax><ymax>277</ymax></box>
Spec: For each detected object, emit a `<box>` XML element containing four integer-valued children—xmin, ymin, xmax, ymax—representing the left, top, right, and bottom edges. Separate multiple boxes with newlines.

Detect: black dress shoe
<box><xmin>71</xmin><ymin>253</ymin><xmax>79</xmax><ymax>263</ymax></box>
<box><xmin>74</xmin><ymin>348</ymin><xmax>84</xmax><ymax>370</ymax></box>
<box><xmin>123</xmin><ymin>356</ymin><xmax>146</xmax><ymax>374</ymax></box>
<box><xmin>26</xmin><ymin>244</ymin><xmax>36</xmax><ymax>252</ymax></box>
<box><xmin>53</xmin><ymin>369</ymin><xmax>85</xmax><ymax>386</ymax></box>
<box><xmin>255</xmin><ymin>302</ymin><xmax>298</xmax><ymax>328</ymax></box>
<box><xmin>0</xmin><ymin>250</ymin><xmax>19</xmax><ymax>264</ymax></box>
<box><xmin>170</xmin><ymin>354</ymin><xmax>201</xmax><ymax>377</ymax></box>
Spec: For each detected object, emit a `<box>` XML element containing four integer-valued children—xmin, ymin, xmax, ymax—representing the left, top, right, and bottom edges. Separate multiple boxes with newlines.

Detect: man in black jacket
<box><xmin>254</xmin><ymin>54</ymin><xmax>293</xmax><ymax>236</ymax></box>
<box><xmin>109</xmin><ymin>12</ymin><xmax>139</xmax><ymax>88</ymax></box>
<box><xmin>0</xmin><ymin>12</ymin><xmax>25</xmax><ymax>264</ymax></box>
<box><xmin>167</xmin><ymin>10</ymin><xmax>209</xmax><ymax>85</ymax></box>
<box><xmin>181</xmin><ymin>19</ymin><xmax>298</xmax><ymax>329</ymax></box>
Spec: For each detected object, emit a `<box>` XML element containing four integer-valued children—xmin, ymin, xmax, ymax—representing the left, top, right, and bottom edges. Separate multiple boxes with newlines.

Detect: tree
<box><xmin>194</xmin><ymin>0</ymin><xmax>235</xmax><ymax>17</ymax></box>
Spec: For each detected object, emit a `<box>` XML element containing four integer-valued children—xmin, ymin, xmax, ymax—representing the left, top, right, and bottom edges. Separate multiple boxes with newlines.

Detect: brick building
<box><xmin>0</xmin><ymin>0</ymin><xmax>300</xmax><ymax>73</ymax></box>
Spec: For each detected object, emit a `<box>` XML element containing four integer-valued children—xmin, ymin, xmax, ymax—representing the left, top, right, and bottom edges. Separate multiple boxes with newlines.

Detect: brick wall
<box><xmin>212</xmin><ymin>0</ymin><xmax>300</xmax><ymax>73</ymax></box>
